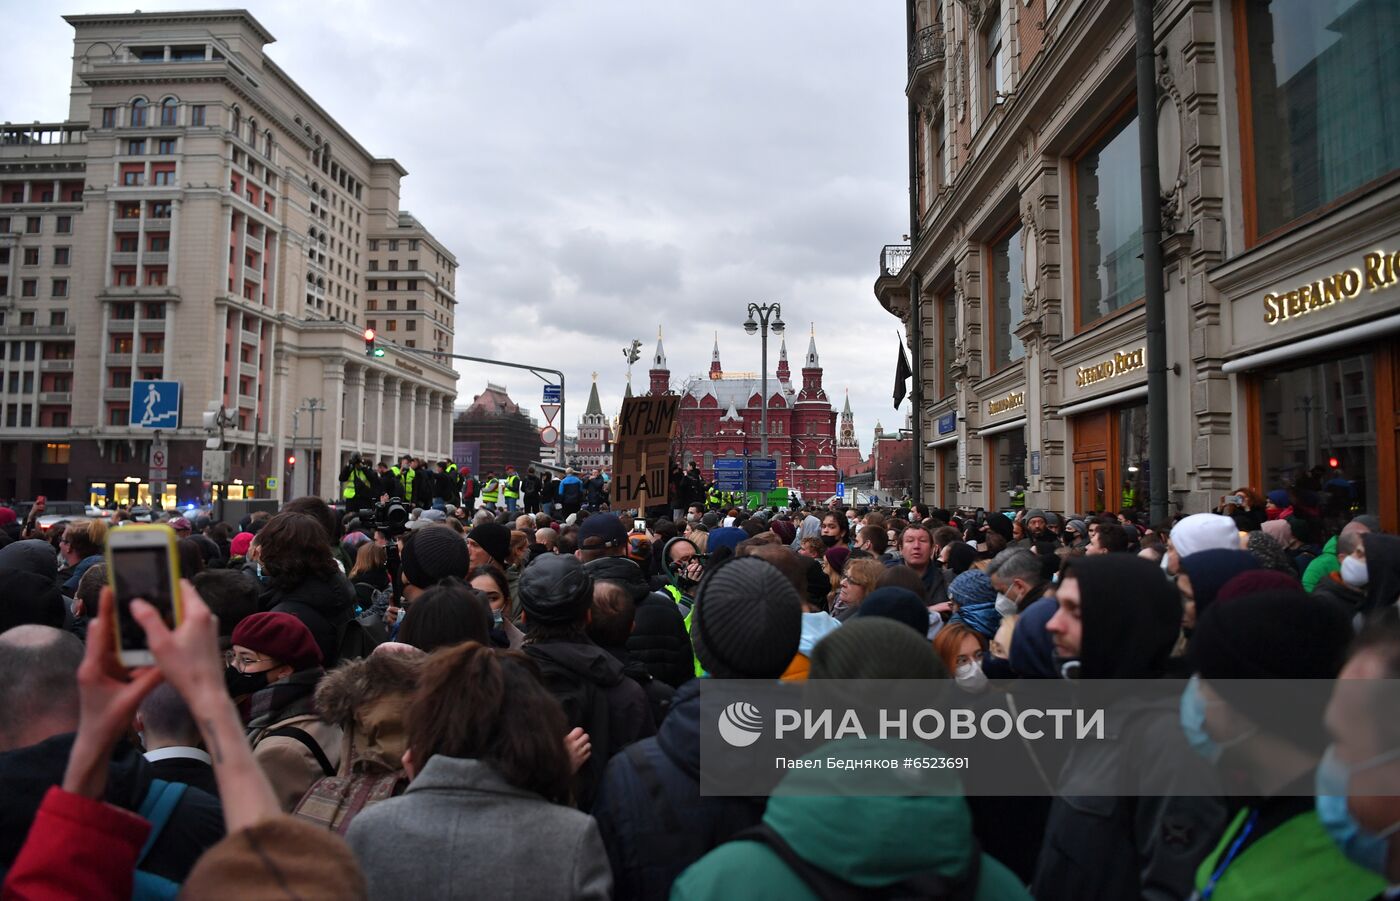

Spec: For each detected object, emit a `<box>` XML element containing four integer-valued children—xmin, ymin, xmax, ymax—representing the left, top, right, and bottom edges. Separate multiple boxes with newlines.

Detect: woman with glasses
<box><xmin>224</xmin><ymin>611</ymin><xmax>342</xmax><ymax>812</ymax></box>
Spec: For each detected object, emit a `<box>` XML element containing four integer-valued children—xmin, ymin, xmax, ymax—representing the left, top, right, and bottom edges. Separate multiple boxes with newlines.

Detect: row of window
<box><xmin>116</xmin><ymin>201</ymin><xmax>172</xmax><ymax>219</ymax></box>
<box><xmin>109</xmin><ymin>303</ymin><xmax>167</xmax><ymax>320</ymax></box>
<box><xmin>366</xmin><ymin>279</ymin><xmax>423</xmax><ymax>292</ymax></box>
<box><xmin>368</xmin><ymin>259</ymin><xmax>422</xmax><ymax>272</ymax></box>
<box><xmin>0</xmin><ymin>311</ymin><xmax>67</xmax><ymax>328</ymax></box>
<box><xmin>2</xmin><ymin>246</ymin><xmax>72</xmax><ymax>266</ymax></box>
<box><xmin>0</xmin><ymin>215</ymin><xmax>74</xmax><ymax>234</ymax></box>
<box><xmin>101</xmin><ymin>98</ymin><xmax>199</xmax><ymax>129</ymax></box>
<box><xmin>370</xmin><ymin>239</ymin><xmax>419</xmax><ymax>252</ymax></box>
<box><xmin>364</xmin><ymin>319</ymin><xmax>421</xmax><ymax>332</ymax></box>
<box><xmin>0</xmin><ymin>278</ymin><xmax>68</xmax><ymax>298</ymax></box>
<box><xmin>123</xmin><ymin>138</ymin><xmax>178</xmax><ymax>156</ymax></box>
<box><xmin>366</xmin><ymin>298</ymin><xmax>422</xmax><ymax>312</ymax></box>
<box><xmin>108</xmin><ymin>335</ymin><xmax>166</xmax><ymax>354</ymax></box>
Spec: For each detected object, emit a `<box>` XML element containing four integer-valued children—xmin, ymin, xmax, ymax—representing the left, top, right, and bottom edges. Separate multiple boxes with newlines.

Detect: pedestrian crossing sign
<box><xmin>130</xmin><ymin>380</ymin><xmax>181</xmax><ymax>429</ymax></box>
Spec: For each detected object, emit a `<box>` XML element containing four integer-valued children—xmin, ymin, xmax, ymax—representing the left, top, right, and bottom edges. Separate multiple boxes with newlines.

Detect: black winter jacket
<box><xmin>260</xmin><ymin>573</ymin><xmax>356</xmax><ymax>667</ymax></box>
<box><xmin>583</xmin><ymin>556</ymin><xmax>694</xmax><ymax>689</ymax></box>
<box><xmin>592</xmin><ymin>681</ymin><xmax>766</xmax><ymax>901</ymax></box>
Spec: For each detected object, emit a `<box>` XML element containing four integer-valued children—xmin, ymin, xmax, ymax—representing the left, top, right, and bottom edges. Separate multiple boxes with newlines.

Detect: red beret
<box><xmin>231</xmin><ymin>612</ymin><xmax>322</xmax><ymax>670</ymax></box>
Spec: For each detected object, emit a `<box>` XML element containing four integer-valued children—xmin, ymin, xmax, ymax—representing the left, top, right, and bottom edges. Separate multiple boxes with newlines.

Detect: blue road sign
<box><xmin>836</xmin><ymin>481</ymin><xmax>846</xmax><ymax>497</ymax></box>
<box><xmin>745</xmin><ymin>457</ymin><xmax>777</xmax><ymax>490</ymax></box>
<box><xmin>130</xmin><ymin>380</ymin><xmax>181</xmax><ymax>429</ymax></box>
<box><xmin>937</xmin><ymin>412</ymin><xmax>956</xmax><ymax>435</ymax></box>
<box><xmin>543</xmin><ymin>384</ymin><xmax>562</xmax><ymax>403</ymax></box>
<box><xmin>713</xmin><ymin>458</ymin><xmax>747</xmax><ymax>491</ymax></box>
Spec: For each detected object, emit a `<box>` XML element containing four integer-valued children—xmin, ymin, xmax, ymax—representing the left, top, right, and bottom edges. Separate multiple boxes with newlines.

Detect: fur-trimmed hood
<box><xmin>316</xmin><ymin>651</ymin><xmax>425</xmax><ymax>774</ymax></box>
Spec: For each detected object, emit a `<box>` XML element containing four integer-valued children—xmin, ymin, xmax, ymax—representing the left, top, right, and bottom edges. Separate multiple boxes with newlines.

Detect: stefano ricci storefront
<box><xmin>1212</xmin><ymin>222</ymin><xmax>1400</xmax><ymax>533</ymax></box>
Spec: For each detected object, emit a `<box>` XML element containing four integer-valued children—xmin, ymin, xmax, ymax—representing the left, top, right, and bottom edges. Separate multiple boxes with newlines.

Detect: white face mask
<box><xmin>1341</xmin><ymin>555</ymin><xmax>1369</xmax><ymax>588</ymax></box>
<box><xmin>955</xmin><ymin>660</ymin><xmax>989</xmax><ymax>694</ymax></box>
<box><xmin>995</xmin><ymin>592</ymin><xmax>1018</xmax><ymax>619</ymax></box>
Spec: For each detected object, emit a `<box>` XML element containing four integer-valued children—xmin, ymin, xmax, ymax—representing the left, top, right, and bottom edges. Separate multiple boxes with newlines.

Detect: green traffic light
<box><xmin>373</xmin><ymin>348</ymin><xmax>386</xmax><ymax>357</ymax></box>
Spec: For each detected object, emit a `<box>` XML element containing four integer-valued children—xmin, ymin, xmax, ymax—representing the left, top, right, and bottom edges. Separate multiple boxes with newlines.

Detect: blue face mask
<box><xmin>1180</xmin><ymin>675</ymin><xmax>1220</xmax><ymax>762</ymax></box>
<box><xmin>1180</xmin><ymin>675</ymin><xmax>1257</xmax><ymax>764</ymax></box>
<box><xmin>1315</xmin><ymin>744</ymin><xmax>1400</xmax><ymax>876</ymax></box>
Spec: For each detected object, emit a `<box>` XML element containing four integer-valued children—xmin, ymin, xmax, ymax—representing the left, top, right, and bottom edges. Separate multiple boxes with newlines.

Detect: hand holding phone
<box><xmin>106</xmin><ymin>524</ymin><xmax>183</xmax><ymax>668</ymax></box>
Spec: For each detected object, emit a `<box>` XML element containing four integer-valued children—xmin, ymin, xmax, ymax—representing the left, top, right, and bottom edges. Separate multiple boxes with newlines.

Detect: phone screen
<box><xmin>111</xmin><ymin>545</ymin><xmax>175</xmax><ymax>651</ymax></box>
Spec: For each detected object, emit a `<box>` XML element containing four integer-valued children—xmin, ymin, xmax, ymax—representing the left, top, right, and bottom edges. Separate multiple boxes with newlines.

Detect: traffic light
<box><xmin>624</xmin><ymin>339</ymin><xmax>642</xmax><ymax>365</ymax></box>
<box><xmin>363</xmin><ymin>328</ymin><xmax>384</xmax><ymax>358</ymax></box>
<box><xmin>287</xmin><ymin>454</ymin><xmax>296</xmax><ymax>467</ymax></box>
<box><xmin>1328</xmin><ymin>455</ymin><xmax>1340</xmax><ymax>469</ymax></box>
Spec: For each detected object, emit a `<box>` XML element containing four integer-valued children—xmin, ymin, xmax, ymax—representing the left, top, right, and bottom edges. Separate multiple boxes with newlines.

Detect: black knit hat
<box><xmin>855</xmin><ymin>587</ymin><xmax>930</xmax><ymax>637</ymax></box>
<box><xmin>518</xmin><ymin>554</ymin><xmax>594</xmax><ymax>625</ymax></box>
<box><xmin>690</xmin><ymin>558</ymin><xmax>802</xmax><ymax>679</ymax></box>
<box><xmin>1190</xmin><ymin>589</ymin><xmax>1352</xmax><ymax>751</ymax></box>
<box><xmin>809</xmin><ymin>618</ymin><xmax>946</xmax><ymax>679</ymax></box>
<box><xmin>467</xmin><ymin>523</ymin><xmax>512</xmax><ymax>567</ymax></box>
<box><xmin>400</xmin><ymin>526</ymin><xmax>470</xmax><ymax>589</ymax></box>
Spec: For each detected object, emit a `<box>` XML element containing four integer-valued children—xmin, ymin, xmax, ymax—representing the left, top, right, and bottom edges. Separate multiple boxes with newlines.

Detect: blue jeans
<box><xmin>505</xmin><ymin>497</ymin><xmax>517</xmax><ymax>513</ymax></box>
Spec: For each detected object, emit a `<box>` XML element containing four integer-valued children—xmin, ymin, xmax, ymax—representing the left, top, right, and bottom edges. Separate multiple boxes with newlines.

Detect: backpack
<box><xmin>132</xmin><ymin>778</ymin><xmax>188</xmax><ymax>900</ymax></box>
<box><xmin>728</xmin><ymin>822</ymin><xmax>981</xmax><ymax>901</ymax></box>
<box><xmin>293</xmin><ymin>770</ymin><xmax>409</xmax><ymax>835</ymax></box>
<box><xmin>561</xmin><ymin>479</ymin><xmax>584</xmax><ymax>505</ymax></box>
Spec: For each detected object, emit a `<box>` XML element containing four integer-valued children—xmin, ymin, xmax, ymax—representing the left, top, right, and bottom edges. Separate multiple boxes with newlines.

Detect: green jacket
<box><xmin>1302</xmin><ymin>535</ymin><xmax>1339</xmax><ymax>592</ymax></box>
<box><xmin>671</xmin><ymin>739</ymin><xmax>1030</xmax><ymax>901</ymax></box>
<box><xmin>1193</xmin><ymin>805</ymin><xmax>1384</xmax><ymax>901</ymax></box>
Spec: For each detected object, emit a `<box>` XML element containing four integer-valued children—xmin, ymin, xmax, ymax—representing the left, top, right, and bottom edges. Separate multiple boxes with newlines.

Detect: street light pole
<box><xmin>744</xmin><ymin>302</ymin><xmax>785</xmax><ymax>461</ymax></box>
<box><xmin>303</xmin><ymin>397</ymin><xmax>326</xmax><ymax>498</ymax></box>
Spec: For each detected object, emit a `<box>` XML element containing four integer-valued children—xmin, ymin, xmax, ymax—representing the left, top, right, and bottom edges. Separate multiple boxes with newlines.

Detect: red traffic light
<box><xmin>287</xmin><ymin>454</ymin><xmax>296</xmax><ymax>466</ymax></box>
<box><xmin>363</xmin><ymin>328</ymin><xmax>375</xmax><ymax>342</ymax></box>
<box><xmin>1328</xmin><ymin>455</ymin><xmax>1340</xmax><ymax>469</ymax></box>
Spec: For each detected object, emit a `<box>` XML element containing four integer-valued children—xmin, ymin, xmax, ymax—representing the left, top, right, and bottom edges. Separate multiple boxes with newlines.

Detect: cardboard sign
<box><xmin>612</xmin><ymin>395</ymin><xmax>679</xmax><ymax>508</ymax></box>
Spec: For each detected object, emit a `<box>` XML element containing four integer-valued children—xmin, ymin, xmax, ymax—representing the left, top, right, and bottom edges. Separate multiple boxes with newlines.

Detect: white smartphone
<box><xmin>105</xmin><ymin>524</ymin><xmax>183</xmax><ymax>668</ymax></box>
<box><xmin>634</xmin><ymin>519</ymin><xmax>647</xmax><ymax>533</ymax></box>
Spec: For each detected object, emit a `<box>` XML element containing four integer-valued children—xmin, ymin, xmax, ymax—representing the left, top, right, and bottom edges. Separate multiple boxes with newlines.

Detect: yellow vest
<box><xmin>341</xmin><ymin>466</ymin><xmax>370</xmax><ymax>500</ymax></box>
<box><xmin>502</xmin><ymin>473</ymin><xmax>520</xmax><ymax>499</ymax></box>
<box><xmin>481</xmin><ymin>478</ymin><xmax>500</xmax><ymax>503</ymax></box>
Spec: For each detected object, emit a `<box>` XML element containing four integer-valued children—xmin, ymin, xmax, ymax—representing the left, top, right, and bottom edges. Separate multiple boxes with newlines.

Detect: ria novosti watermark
<box><xmin>697</xmin><ymin>679</ymin><xmax>1396</xmax><ymax>798</ymax></box>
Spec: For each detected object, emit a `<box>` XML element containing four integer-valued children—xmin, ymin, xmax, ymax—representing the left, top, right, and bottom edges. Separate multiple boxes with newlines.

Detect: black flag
<box><xmin>893</xmin><ymin>337</ymin><xmax>912</xmax><ymax>409</ymax></box>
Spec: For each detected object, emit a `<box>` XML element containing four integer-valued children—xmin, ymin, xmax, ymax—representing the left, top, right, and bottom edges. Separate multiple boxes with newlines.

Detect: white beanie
<box><xmin>1169</xmin><ymin>513</ymin><xmax>1241</xmax><ymax>558</ymax></box>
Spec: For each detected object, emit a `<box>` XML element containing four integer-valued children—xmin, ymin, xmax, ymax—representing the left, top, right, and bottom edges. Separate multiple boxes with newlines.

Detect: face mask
<box><xmin>1315</xmin><ymin>744</ymin><xmax>1400</xmax><ymax>875</ymax></box>
<box><xmin>1341</xmin><ymin>556</ymin><xmax>1370</xmax><ymax>589</ymax></box>
<box><xmin>954</xmin><ymin>660</ymin><xmax>988</xmax><ymax>694</ymax></box>
<box><xmin>821</xmin><ymin>535</ymin><xmax>838</xmax><ymax>548</ymax></box>
<box><xmin>1160</xmin><ymin>553</ymin><xmax>1171</xmax><ymax>574</ymax></box>
<box><xmin>1180</xmin><ymin>674</ymin><xmax>1257</xmax><ymax>763</ymax></box>
<box><xmin>224</xmin><ymin>666</ymin><xmax>270</xmax><ymax>698</ymax></box>
<box><xmin>491</xmin><ymin>609</ymin><xmax>503</xmax><ymax>627</ymax></box>
<box><xmin>995</xmin><ymin>592</ymin><xmax>1018</xmax><ymax>619</ymax></box>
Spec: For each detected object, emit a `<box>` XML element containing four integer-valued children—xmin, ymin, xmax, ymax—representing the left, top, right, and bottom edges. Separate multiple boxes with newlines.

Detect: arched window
<box><xmin>247</xmin><ymin>117</ymin><xmax>257</xmax><ymax>144</ymax></box>
<box><xmin>130</xmin><ymin>98</ymin><xmax>147</xmax><ymax>127</ymax></box>
<box><xmin>263</xmin><ymin>129</ymin><xmax>273</xmax><ymax>157</ymax></box>
<box><xmin>160</xmin><ymin>97</ymin><xmax>178</xmax><ymax>126</ymax></box>
<box><xmin>230</xmin><ymin>105</ymin><xmax>241</xmax><ymax>135</ymax></box>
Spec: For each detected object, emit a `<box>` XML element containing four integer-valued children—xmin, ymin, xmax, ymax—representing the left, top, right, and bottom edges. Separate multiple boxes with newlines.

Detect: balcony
<box><xmin>103</xmin><ymin>388</ymin><xmax>129</xmax><ymax>402</ymax></box>
<box><xmin>111</xmin><ymin>251</ymin><xmax>138</xmax><ymax>265</ymax></box>
<box><xmin>40</xmin><ymin>358</ymin><xmax>73</xmax><ymax>372</ymax></box>
<box><xmin>144</xmin><ymin>251</ymin><xmax>169</xmax><ymax>266</ymax></box>
<box><xmin>113</xmin><ymin>219</ymin><xmax>141</xmax><ymax>232</ymax></box>
<box><xmin>880</xmin><ymin>244</ymin><xmax>911</xmax><ymax>278</ymax></box>
<box><xmin>240</xmin><ymin>329</ymin><xmax>260</xmax><ymax>346</ymax></box>
<box><xmin>239</xmin><ymin>361</ymin><xmax>259</xmax><ymax>378</ymax></box>
<box><xmin>136</xmin><ymin>352</ymin><xmax>164</xmax><ymax>366</ymax></box>
<box><xmin>907</xmin><ymin>22</ymin><xmax>947</xmax><ymax>92</ymax></box>
<box><xmin>107</xmin><ymin>353</ymin><xmax>133</xmax><ymax>367</ymax></box>
<box><xmin>38</xmin><ymin>392</ymin><xmax>71</xmax><ymax>405</ymax></box>
<box><xmin>237</xmin><ymin>393</ymin><xmax>257</xmax><ymax>409</ymax></box>
<box><xmin>107</xmin><ymin>317</ymin><xmax>135</xmax><ymax>332</ymax></box>
<box><xmin>244</xmin><ymin>264</ymin><xmax>262</xmax><ymax>283</ymax></box>
<box><xmin>2</xmin><ymin>324</ymin><xmax>76</xmax><ymax>337</ymax></box>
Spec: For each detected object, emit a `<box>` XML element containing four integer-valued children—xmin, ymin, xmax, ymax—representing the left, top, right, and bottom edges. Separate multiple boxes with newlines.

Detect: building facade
<box><xmin>452</xmin><ymin>383</ymin><xmax>539</xmax><ymax>477</ymax></box>
<box><xmin>647</xmin><ymin>332</ymin><xmax>844</xmax><ymax>497</ymax></box>
<box><xmin>0</xmin><ymin>10</ymin><xmax>458</xmax><ymax>507</ymax></box>
<box><xmin>573</xmin><ymin>376</ymin><xmax>613</xmax><ymax>471</ymax></box>
<box><xmin>874</xmin><ymin>0</ymin><xmax>1399</xmax><ymax>531</ymax></box>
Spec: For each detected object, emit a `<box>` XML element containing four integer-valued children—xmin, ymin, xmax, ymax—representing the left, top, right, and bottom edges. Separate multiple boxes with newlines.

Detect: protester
<box><xmin>255</xmin><ymin>511</ymin><xmax>357</xmax><ymax>667</ymax></box>
<box><xmin>59</xmin><ymin>519</ymin><xmax>108</xmax><ymax>594</ymax></box>
<box><xmin>229</xmin><ymin>611</ymin><xmax>343</xmax><ymax>812</ymax></box>
<box><xmin>1035</xmin><ymin>554</ymin><xmax>1226</xmax><ymax>900</ymax></box>
<box><xmin>593</xmin><ymin>558</ymin><xmax>802</xmax><ymax>901</ymax></box>
<box><xmin>136</xmin><ymin>682</ymin><xmax>218</xmax><ymax>797</ymax></box>
<box><xmin>519</xmin><ymin>553</ymin><xmax>654</xmax><ymax>809</ymax></box>
<box><xmin>395</xmin><ymin>578</ymin><xmax>493</xmax><ymax>653</ymax></box>
<box><xmin>829</xmin><ymin>556</ymin><xmax>883</xmax><ymax>622</ymax></box>
<box><xmin>947</xmin><ymin>568</ymin><xmax>1002</xmax><ymax>639</ymax></box>
<box><xmin>587</xmin><ymin>580</ymin><xmax>676</xmax><ymax>728</ymax></box>
<box><xmin>1177</xmin><ymin>548</ymin><xmax>1266</xmax><ymax>632</ymax></box>
<box><xmin>346</xmin><ymin>642</ymin><xmax>611</xmax><ymax>898</ymax></box>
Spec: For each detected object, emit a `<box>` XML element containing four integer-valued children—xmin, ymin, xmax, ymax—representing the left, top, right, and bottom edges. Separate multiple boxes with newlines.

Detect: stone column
<box><xmin>442</xmin><ymin>395</ymin><xmax>455</xmax><ymax>459</ymax></box>
<box><xmin>364</xmin><ymin>370</ymin><xmax>383</xmax><ymax>460</ymax></box>
<box><xmin>387</xmin><ymin>378</ymin><xmax>402</xmax><ymax>458</ymax></box>
<box><xmin>405</xmin><ymin>384</ymin><xmax>418</xmax><ymax>456</ymax></box>
<box><xmin>343</xmin><ymin>364</ymin><xmax>364</xmax><ymax>455</ymax></box>
<box><xmin>319</xmin><ymin>357</ymin><xmax>345</xmax><ymax>499</ymax></box>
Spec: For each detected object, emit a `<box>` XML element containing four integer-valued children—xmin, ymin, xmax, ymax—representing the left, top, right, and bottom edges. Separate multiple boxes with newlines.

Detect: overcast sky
<box><xmin>0</xmin><ymin>0</ymin><xmax>911</xmax><ymax>454</ymax></box>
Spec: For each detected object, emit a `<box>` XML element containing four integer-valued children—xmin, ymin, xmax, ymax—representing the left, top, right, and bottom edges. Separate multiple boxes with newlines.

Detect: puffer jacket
<box><xmin>592</xmin><ymin>680</ymin><xmax>766</xmax><ymax>901</ymax></box>
<box><xmin>260</xmin><ymin>573</ymin><xmax>356</xmax><ymax>667</ymax></box>
<box><xmin>314</xmin><ymin>650</ymin><xmax>423</xmax><ymax>777</ymax></box>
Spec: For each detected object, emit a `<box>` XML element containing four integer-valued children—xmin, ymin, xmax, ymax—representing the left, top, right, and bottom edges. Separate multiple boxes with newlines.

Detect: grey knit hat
<box><xmin>690</xmin><ymin>558</ymin><xmax>802</xmax><ymax>679</ymax></box>
<box><xmin>809</xmin><ymin>618</ymin><xmax>946</xmax><ymax>679</ymax></box>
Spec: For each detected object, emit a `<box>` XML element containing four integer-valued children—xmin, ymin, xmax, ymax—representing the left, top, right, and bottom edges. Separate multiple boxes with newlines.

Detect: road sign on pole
<box><xmin>543</xmin><ymin>384</ymin><xmax>562</xmax><ymax>403</ymax></box>
<box><xmin>712</xmin><ymin>458</ymin><xmax>747</xmax><ymax>492</ymax></box>
<box><xmin>745</xmin><ymin>457</ymin><xmax>778</xmax><ymax>491</ymax></box>
<box><xmin>540</xmin><ymin>404</ymin><xmax>561</xmax><ymax>425</ymax></box>
<box><xmin>130</xmin><ymin>381</ymin><xmax>181</xmax><ymax>429</ymax></box>
<box><xmin>149</xmin><ymin>442</ymin><xmax>168</xmax><ymax>485</ymax></box>
<box><xmin>540</xmin><ymin>425</ymin><xmax>560</xmax><ymax>446</ymax></box>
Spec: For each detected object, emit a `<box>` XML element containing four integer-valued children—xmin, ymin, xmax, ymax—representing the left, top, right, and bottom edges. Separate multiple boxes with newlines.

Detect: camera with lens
<box><xmin>366</xmin><ymin>497</ymin><xmax>410</xmax><ymax>539</ymax></box>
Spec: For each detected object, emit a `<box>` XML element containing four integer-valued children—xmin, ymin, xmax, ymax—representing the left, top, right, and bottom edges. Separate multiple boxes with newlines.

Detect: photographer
<box><xmin>338</xmin><ymin>454</ymin><xmax>378</xmax><ymax>511</ymax></box>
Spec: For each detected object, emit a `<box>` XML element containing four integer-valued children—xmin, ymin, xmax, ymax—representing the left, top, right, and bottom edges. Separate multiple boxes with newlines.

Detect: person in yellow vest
<box><xmin>501</xmin><ymin>464</ymin><xmax>521</xmax><ymax>514</ymax></box>
<box><xmin>1121</xmin><ymin>480</ymin><xmax>1139</xmax><ymax>513</ymax></box>
<box><xmin>479</xmin><ymin>471</ymin><xmax>500</xmax><ymax>510</ymax></box>
<box><xmin>390</xmin><ymin>454</ymin><xmax>415</xmax><ymax>504</ymax></box>
<box><xmin>1009</xmin><ymin>484</ymin><xmax>1026</xmax><ymax>510</ymax></box>
<box><xmin>337</xmin><ymin>453</ymin><xmax>376</xmax><ymax>510</ymax></box>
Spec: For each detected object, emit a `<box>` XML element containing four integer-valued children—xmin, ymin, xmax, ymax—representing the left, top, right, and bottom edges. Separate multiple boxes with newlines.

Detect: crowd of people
<box><xmin>0</xmin><ymin>475</ymin><xmax>1398</xmax><ymax>900</ymax></box>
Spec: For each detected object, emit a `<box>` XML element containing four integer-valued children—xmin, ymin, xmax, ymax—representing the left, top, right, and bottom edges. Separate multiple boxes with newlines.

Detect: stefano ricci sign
<box><xmin>1075</xmin><ymin>346</ymin><xmax>1145</xmax><ymax>389</ymax></box>
<box><xmin>986</xmin><ymin>391</ymin><xmax>1025</xmax><ymax>417</ymax></box>
<box><xmin>1263</xmin><ymin>248</ymin><xmax>1400</xmax><ymax>326</ymax></box>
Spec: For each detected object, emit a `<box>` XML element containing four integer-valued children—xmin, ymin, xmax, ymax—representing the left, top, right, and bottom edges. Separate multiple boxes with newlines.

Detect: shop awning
<box><xmin>926</xmin><ymin>434</ymin><xmax>957</xmax><ymax>448</ymax></box>
<box><xmin>1223</xmin><ymin>312</ymin><xmax>1400</xmax><ymax>374</ymax></box>
<box><xmin>978</xmin><ymin>416</ymin><xmax>1026</xmax><ymax>437</ymax></box>
<box><xmin>1056</xmin><ymin>384</ymin><xmax>1149</xmax><ymax>419</ymax></box>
